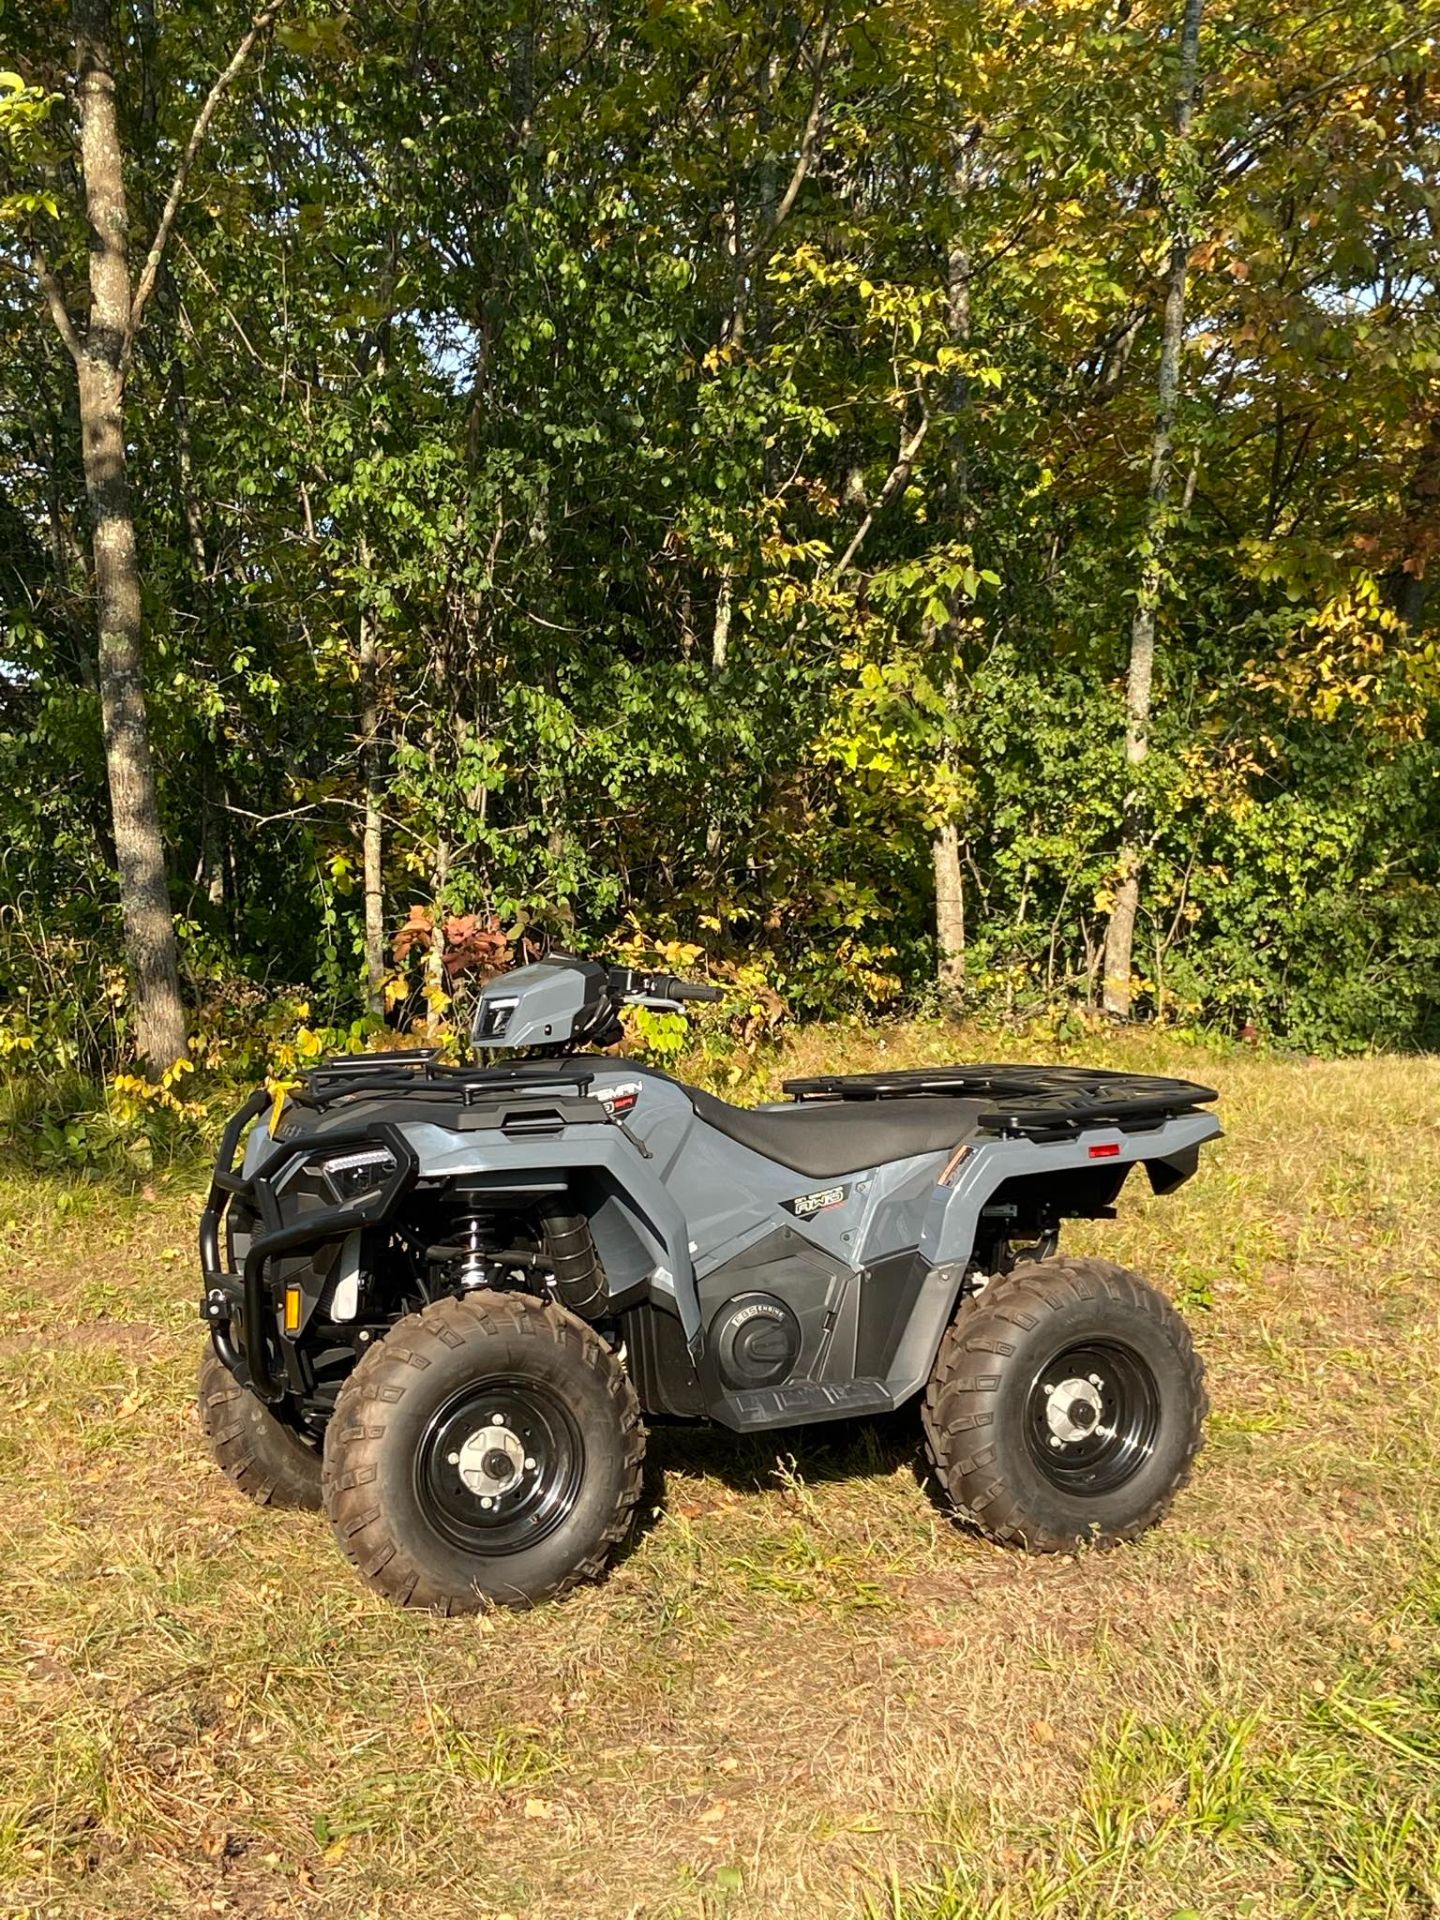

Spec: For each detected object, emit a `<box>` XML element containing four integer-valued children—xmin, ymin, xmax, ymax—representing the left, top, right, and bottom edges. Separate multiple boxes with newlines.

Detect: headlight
<box><xmin>475</xmin><ymin>995</ymin><xmax>517</xmax><ymax>1041</ymax></box>
<box><xmin>318</xmin><ymin>1146</ymin><xmax>397</xmax><ymax>1204</ymax></box>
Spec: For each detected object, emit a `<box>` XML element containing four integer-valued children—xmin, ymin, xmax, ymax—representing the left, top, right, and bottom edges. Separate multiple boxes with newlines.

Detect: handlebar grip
<box><xmin>663</xmin><ymin>976</ymin><xmax>725</xmax><ymax>1004</ymax></box>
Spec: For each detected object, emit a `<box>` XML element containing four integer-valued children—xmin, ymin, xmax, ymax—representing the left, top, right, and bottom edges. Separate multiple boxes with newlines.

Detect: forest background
<box><xmin>2</xmin><ymin>0</ymin><xmax>1437</xmax><ymax>1114</ymax></box>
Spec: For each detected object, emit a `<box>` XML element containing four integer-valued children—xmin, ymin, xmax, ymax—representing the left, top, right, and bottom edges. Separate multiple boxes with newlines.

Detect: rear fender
<box><xmin>882</xmin><ymin>1110</ymin><xmax>1222</xmax><ymax>1407</ymax></box>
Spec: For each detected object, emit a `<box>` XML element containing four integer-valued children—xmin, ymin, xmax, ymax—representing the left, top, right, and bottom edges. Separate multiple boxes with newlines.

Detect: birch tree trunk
<box><xmin>72</xmin><ymin>0</ymin><xmax>187</xmax><ymax>1075</ymax></box>
<box><xmin>711</xmin><ymin>195</ymin><xmax>743</xmax><ymax>672</ymax></box>
<box><xmin>933</xmin><ymin>818</ymin><xmax>966</xmax><ymax>999</ymax></box>
<box><xmin>1101</xmin><ymin>0</ymin><xmax>1205</xmax><ymax>1020</ymax></box>
<box><xmin>933</xmin><ymin>141</ymin><xmax>974</xmax><ymax>1002</ymax></box>
<box><xmin>357</xmin><ymin>577</ymin><xmax>386</xmax><ymax>1016</ymax></box>
<box><xmin>423</xmin><ymin>842</ymin><xmax>450</xmax><ymax>1031</ymax></box>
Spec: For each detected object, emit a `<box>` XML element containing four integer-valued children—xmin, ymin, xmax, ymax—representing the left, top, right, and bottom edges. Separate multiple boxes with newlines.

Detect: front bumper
<box><xmin>198</xmin><ymin>1090</ymin><xmax>418</xmax><ymax>1403</ymax></box>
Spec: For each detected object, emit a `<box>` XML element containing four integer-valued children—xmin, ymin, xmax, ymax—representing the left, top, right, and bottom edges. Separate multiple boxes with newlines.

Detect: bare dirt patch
<box><xmin>1</xmin><ymin>1320</ymin><xmax>155</xmax><ymax>1357</ymax></box>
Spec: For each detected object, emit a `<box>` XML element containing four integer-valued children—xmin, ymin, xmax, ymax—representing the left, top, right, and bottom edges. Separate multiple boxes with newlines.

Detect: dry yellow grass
<box><xmin>2</xmin><ymin>1023</ymin><xmax>1439</xmax><ymax>1919</ymax></box>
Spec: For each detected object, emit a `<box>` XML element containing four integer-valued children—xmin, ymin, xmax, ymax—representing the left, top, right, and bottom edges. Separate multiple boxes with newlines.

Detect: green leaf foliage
<box><xmin>0</xmin><ymin>0</ymin><xmax>1436</xmax><ymax>1062</ymax></box>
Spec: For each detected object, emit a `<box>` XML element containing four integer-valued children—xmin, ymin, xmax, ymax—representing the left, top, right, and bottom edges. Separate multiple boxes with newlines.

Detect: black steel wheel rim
<box><xmin>416</xmin><ymin>1377</ymin><xmax>585</xmax><ymax>1556</ymax></box>
<box><xmin>1023</xmin><ymin>1340</ymin><xmax>1161</xmax><ymax>1496</ymax></box>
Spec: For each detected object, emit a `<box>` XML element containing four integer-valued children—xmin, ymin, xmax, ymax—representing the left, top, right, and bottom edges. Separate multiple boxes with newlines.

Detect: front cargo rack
<box><xmin>298</xmin><ymin>1052</ymin><xmax>597</xmax><ymax>1110</ymax></box>
<box><xmin>781</xmin><ymin>1065</ymin><xmax>1217</xmax><ymax>1141</ymax></box>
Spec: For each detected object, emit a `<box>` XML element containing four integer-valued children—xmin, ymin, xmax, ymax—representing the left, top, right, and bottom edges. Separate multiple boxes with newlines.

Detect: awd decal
<box><xmin>782</xmin><ymin>1183</ymin><xmax>849</xmax><ymax>1220</ymax></box>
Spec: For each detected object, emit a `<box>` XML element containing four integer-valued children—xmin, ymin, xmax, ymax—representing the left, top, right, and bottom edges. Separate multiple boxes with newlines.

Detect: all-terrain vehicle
<box><xmin>197</xmin><ymin>956</ymin><xmax>1219</xmax><ymax>1610</ymax></box>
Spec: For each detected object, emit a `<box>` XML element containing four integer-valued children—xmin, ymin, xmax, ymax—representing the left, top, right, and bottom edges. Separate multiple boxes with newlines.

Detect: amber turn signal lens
<box><xmin>284</xmin><ymin>1284</ymin><xmax>302</xmax><ymax>1332</ymax></box>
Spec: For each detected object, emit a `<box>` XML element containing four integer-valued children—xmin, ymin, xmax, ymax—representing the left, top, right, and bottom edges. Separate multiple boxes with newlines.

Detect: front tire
<box><xmin>198</xmin><ymin>1347</ymin><xmax>324</xmax><ymax>1510</ymax></box>
<box><xmin>323</xmin><ymin>1292</ymin><xmax>644</xmax><ymax>1611</ymax></box>
<box><xmin>922</xmin><ymin>1256</ymin><xmax>1206</xmax><ymax>1552</ymax></box>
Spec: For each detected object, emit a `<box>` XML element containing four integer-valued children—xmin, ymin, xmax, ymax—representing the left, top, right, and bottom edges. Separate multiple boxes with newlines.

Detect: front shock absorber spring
<box><xmin>449</xmin><ymin>1209</ymin><xmax>496</xmax><ymax>1290</ymax></box>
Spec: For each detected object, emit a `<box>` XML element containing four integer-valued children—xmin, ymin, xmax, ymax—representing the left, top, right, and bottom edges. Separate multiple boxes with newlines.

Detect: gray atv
<box><xmin>197</xmin><ymin>956</ymin><xmax>1218</xmax><ymax>1610</ymax></box>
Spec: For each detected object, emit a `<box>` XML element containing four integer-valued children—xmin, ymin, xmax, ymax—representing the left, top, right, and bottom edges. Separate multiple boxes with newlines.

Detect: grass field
<box><xmin>3</xmin><ymin>1024</ymin><xmax>1440</xmax><ymax>1919</ymax></box>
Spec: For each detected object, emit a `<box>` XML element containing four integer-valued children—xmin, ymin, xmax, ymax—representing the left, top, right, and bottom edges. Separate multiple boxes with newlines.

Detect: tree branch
<box><xmin>744</xmin><ymin>16</ymin><xmax>833</xmax><ymax>266</ymax></box>
<box><xmin>1213</xmin><ymin>26</ymin><xmax>1432</xmax><ymax>186</ymax></box>
<box><xmin>759</xmin><ymin>19</ymin><xmax>834</xmax><ymax>246</ymax></box>
<box><xmin>127</xmin><ymin>1</ymin><xmax>283</xmax><ymax>351</ymax></box>
<box><xmin>828</xmin><ymin>410</ymin><xmax>930</xmax><ymax>583</ymax></box>
<box><xmin>31</xmin><ymin>246</ymin><xmax>82</xmax><ymax>363</ymax></box>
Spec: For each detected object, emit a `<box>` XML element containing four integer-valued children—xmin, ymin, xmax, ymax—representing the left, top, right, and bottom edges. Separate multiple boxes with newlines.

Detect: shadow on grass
<box><xmin>624</xmin><ymin>1405</ymin><xmax>980</xmax><ymax>1550</ymax></box>
<box><xmin>648</xmin><ymin>1405</ymin><xmax>919</xmax><ymax>1491</ymax></box>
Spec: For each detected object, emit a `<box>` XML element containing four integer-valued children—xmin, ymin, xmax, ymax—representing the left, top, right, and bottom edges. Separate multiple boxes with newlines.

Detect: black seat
<box><xmin>688</xmin><ymin>1088</ymin><xmax>984</xmax><ymax>1179</ymax></box>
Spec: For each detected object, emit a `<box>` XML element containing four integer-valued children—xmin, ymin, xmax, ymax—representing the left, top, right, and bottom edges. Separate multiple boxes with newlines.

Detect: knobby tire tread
<box><xmin>921</xmin><ymin>1255</ymin><xmax>1206</xmax><ymax>1551</ymax></box>
<box><xmin>323</xmin><ymin>1291</ymin><xmax>644</xmax><ymax>1610</ymax></box>
<box><xmin>198</xmin><ymin>1347</ymin><xmax>324</xmax><ymax>1510</ymax></box>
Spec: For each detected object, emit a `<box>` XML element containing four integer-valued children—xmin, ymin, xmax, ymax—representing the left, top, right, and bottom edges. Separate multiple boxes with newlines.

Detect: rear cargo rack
<box><xmin>781</xmin><ymin>1065</ymin><xmax>1217</xmax><ymax>1142</ymax></box>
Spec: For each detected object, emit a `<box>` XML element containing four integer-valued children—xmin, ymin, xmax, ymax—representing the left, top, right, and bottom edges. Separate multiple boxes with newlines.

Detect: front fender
<box><xmin>398</xmin><ymin>1120</ymin><xmax>701</xmax><ymax>1342</ymax></box>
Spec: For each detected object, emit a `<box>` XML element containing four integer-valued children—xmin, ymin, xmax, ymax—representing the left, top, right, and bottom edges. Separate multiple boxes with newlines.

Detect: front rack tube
<box><xmin>199</xmin><ymin>1096</ymin><xmax>419</xmax><ymax>1404</ymax></box>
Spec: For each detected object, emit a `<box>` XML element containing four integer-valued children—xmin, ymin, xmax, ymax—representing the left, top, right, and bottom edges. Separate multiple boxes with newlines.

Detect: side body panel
<box><xmin>400</xmin><ymin>1065</ymin><xmax>1218</xmax><ymax>1432</ymax></box>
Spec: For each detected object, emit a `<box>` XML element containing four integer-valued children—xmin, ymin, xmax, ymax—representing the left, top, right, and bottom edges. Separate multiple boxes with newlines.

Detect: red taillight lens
<box><xmin>1088</xmin><ymin>1142</ymin><xmax>1121</xmax><ymax>1159</ymax></box>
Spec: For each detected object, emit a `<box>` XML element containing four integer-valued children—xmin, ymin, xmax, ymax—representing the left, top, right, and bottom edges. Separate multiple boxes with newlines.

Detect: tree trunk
<box><xmin>424</xmin><ymin>842</ymin><xmax>450</xmax><ymax>1032</ymax></box>
<box><xmin>201</xmin><ymin>786</ymin><xmax>226</xmax><ymax>909</ymax></box>
<box><xmin>933</xmin><ymin>818</ymin><xmax>966</xmax><ymax>1001</ymax></box>
<box><xmin>711</xmin><ymin>568</ymin><xmax>734</xmax><ymax>671</ymax></box>
<box><xmin>1101</xmin><ymin>0</ymin><xmax>1205</xmax><ymax>1021</ymax></box>
<box><xmin>710</xmin><ymin>192</ymin><xmax>744</xmax><ymax>674</ymax></box>
<box><xmin>73</xmin><ymin>0</ymin><xmax>186</xmax><ymax>1075</ymax></box>
<box><xmin>931</xmin><ymin>137</ymin><xmax>974</xmax><ymax>1003</ymax></box>
<box><xmin>358</xmin><ymin>591</ymin><xmax>386</xmax><ymax>1016</ymax></box>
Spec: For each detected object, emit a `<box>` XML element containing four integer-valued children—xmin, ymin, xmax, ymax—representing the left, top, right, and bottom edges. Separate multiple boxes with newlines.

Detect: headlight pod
<box><xmin>318</xmin><ymin>1146</ymin><xmax>398</xmax><ymax>1204</ymax></box>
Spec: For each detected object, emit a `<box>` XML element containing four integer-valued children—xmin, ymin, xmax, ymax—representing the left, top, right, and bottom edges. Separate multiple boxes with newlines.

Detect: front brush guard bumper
<box><xmin>198</xmin><ymin>1090</ymin><xmax>418</xmax><ymax>1404</ymax></box>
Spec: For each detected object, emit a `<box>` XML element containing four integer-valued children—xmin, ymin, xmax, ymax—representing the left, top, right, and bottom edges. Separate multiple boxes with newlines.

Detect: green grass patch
<box><xmin>1</xmin><ymin>1030</ymin><xmax>1438</xmax><ymax>1918</ymax></box>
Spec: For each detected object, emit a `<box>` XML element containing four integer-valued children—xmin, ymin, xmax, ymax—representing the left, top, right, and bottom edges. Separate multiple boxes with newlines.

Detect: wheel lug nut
<box><xmin>480</xmin><ymin>1496</ymin><xmax>493</xmax><ymax>1509</ymax></box>
<box><xmin>447</xmin><ymin>1451</ymin><xmax>460</xmax><ymax>1465</ymax></box>
<box><xmin>524</xmin><ymin>1456</ymin><xmax>536</xmax><ymax>1470</ymax></box>
<box><xmin>1049</xmin><ymin>1436</ymin><xmax>1062</xmax><ymax>1449</ymax></box>
<box><xmin>1088</xmin><ymin>1374</ymin><xmax>1103</xmax><ymax>1388</ymax></box>
<box><xmin>1042</xmin><ymin>1383</ymin><xmax>1054</xmax><ymax>1395</ymax></box>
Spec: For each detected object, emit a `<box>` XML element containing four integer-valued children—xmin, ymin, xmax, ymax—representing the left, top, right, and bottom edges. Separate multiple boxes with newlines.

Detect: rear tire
<box><xmin>198</xmin><ymin>1346</ymin><xmax>323</xmax><ymax>1510</ymax></box>
<box><xmin>922</xmin><ymin>1256</ymin><xmax>1205</xmax><ymax>1551</ymax></box>
<box><xmin>323</xmin><ymin>1291</ymin><xmax>644</xmax><ymax>1611</ymax></box>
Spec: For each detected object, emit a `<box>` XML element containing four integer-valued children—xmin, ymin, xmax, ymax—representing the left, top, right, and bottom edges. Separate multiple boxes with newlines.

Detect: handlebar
<box><xmin>656</xmin><ymin>975</ymin><xmax>724</xmax><ymax>1004</ymax></box>
<box><xmin>607</xmin><ymin>965</ymin><xmax>725</xmax><ymax>1006</ymax></box>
